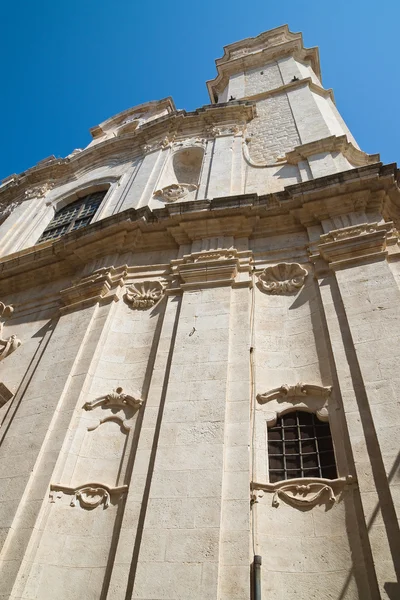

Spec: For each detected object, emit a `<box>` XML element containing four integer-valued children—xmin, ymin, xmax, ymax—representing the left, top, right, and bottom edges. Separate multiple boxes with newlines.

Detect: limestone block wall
<box><xmin>251</xmin><ymin>268</ymin><xmax>372</xmax><ymax>599</ymax></box>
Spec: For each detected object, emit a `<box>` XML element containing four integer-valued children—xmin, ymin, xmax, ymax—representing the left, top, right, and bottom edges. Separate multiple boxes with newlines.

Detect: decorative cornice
<box><xmin>316</xmin><ymin>222</ymin><xmax>397</xmax><ymax>270</ymax></box>
<box><xmin>50</xmin><ymin>483</ymin><xmax>128</xmax><ymax>509</ymax></box>
<box><xmin>0</xmin><ymin>164</ymin><xmax>399</xmax><ymax>297</ymax></box>
<box><xmin>252</xmin><ymin>476</ymin><xmax>354</xmax><ymax>509</ymax></box>
<box><xmin>207</xmin><ymin>25</ymin><xmax>321</xmax><ymax>101</ymax></box>
<box><xmin>285</xmin><ymin>135</ymin><xmax>380</xmax><ymax>167</ymax></box>
<box><xmin>59</xmin><ymin>265</ymin><xmax>127</xmax><ymax>313</ymax></box>
<box><xmin>170</xmin><ymin>249</ymin><xmax>252</xmax><ymax>290</ymax></box>
<box><xmin>0</xmin><ymin>103</ymin><xmax>255</xmax><ymax>210</ymax></box>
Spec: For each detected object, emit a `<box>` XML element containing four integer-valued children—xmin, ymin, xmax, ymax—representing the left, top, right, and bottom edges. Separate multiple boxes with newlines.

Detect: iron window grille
<box><xmin>37</xmin><ymin>191</ymin><xmax>106</xmax><ymax>243</ymax></box>
<box><xmin>268</xmin><ymin>410</ymin><xmax>337</xmax><ymax>483</ymax></box>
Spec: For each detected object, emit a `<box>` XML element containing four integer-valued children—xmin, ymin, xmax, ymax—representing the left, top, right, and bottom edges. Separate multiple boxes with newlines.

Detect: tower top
<box><xmin>207</xmin><ymin>25</ymin><xmax>321</xmax><ymax>103</ymax></box>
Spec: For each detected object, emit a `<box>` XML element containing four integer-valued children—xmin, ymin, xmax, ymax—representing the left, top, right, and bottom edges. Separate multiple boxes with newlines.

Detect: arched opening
<box><xmin>154</xmin><ymin>146</ymin><xmax>204</xmax><ymax>203</ymax></box>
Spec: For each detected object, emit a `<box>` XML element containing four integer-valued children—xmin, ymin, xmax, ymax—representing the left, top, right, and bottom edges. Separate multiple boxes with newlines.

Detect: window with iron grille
<box><xmin>37</xmin><ymin>191</ymin><xmax>106</xmax><ymax>243</ymax></box>
<box><xmin>268</xmin><ymin>411</ymin><xmax>337</xmax><ymax>483</ymax></box>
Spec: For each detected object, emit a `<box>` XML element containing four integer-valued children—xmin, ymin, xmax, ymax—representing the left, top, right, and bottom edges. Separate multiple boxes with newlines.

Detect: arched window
<box><xmin>37</xmin><ymin>190</ymin><xmax>106</xmax><ymax>243</ymax></box>
<box><xmin>268</xmin><ymin>411</ymin><xmax>337</xmax><ymax>483</ymax></box>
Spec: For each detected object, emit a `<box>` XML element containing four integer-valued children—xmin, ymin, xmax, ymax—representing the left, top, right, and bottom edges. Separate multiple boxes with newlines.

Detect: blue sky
<box><xmin>1</xmin><ymin>0</ymin><xmax>399</xmax><ymax>181</ymax></box>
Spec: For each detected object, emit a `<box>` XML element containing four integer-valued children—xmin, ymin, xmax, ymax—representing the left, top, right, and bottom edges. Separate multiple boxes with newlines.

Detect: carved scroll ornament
<box><xmin>0</xmin><ymin>302</ymin><xmax>22</xmax><ymax>362</ymax></box>
<box><xmin>153</xmin><ymin>183</ymin><xmax>197</xmax><ymax>203</ymax></box>
<box><xmin>252</xmin><ymin>476</ymin><xmax>354</xmax><ymax>509</ymax></box>
<box><xmin>83</xmin><ymin>387</ymin><xmax>143</xmax><ymax>411</ymax></box>
<box><xmin>50</xmin><ymin>483</ymin><xmax>128</xmax><ymax>509</ymax></box>
<box><xmin>125</xmin><ymin>280</ymin><xmax>164</xmax><ymax>309</ymax></box>
<box><xmin>256</xmin><ymin>382</ymin><xmax>332</xmax><ymax>425</ymax></box>
<box><xmin>258</xmin><ymin>262</ymin><xmax>307</xmax><ymax>294</ymax></box>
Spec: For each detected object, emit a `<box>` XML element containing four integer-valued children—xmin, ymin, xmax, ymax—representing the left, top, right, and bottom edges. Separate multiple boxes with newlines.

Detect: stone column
<box><xmin>315</xmin><ymin>221</ymin><xmax>400</xmax><ymax>600</ymax></box>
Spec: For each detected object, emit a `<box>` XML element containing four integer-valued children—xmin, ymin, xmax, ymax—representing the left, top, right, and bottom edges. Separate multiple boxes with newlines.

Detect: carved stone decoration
<box><xmin>50</xmin><ymin>483</ymin><xmax>128</xmax><ymax>509</ymax></box>
<box><xmin>142</xmin><ymin>135</ymin><xmax>176</xmax><ymax>154</ymax></box>
<box><xmin>153</xmin><ymin>183</ymin><xmax>197</xmax><ymax>203</ymax></box>
<box><xmin>83</xmin><ymin>387</ymin><xmax>143</xmax><ymax>412</ymax></box>
<box><xmin>0</xmin><ymin>302</ymin><xmax>22</xmax><ymax>362</ymax></box>
<box><xmin>87</xmin><ymin>415</ymin><xmax>131</xmax><ymax>433</ymax></box>
<box><xmin>24</xmin><ymin>182</ymin><xmax>54</xmax><ymax>199</ymax></box>
<box><xmin>125</xmin><ymin>280</ymin><xmax>165</xmax><ymax>309</ymax></box>
<box><xmin>258</xmin><ymin>263</ymin><xmax>307</xmax><ymax>294</ymax></box>
<box><xmin>252</xmin><ymin>476</ymin><xmax>354</xmax><ymax>509</ymax></box>
<box><xmin>257</xmin><ymin>382</ymin><xmax>332</xmax><ymax>425</ymax></box>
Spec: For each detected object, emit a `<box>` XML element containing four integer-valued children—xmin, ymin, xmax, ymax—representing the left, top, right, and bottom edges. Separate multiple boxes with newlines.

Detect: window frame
<box><xmin>267</xmin><ymin>409</ymin><xmax>337</xmax><ymax>483</ymax></box>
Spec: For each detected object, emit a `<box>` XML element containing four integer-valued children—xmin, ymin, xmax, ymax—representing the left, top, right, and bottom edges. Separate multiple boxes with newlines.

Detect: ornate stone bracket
<box><xmin>257</xmin><ymin>263</ymin><xmax>307</xmax><ymax>294</ymax></box>
<box><xmin>315</xmin><ymin>222</ymin><xmax>396</xmax><ymax>270</ymax></box>
<box><xmin>252</xmin><ymin>476</ymin><xmax>354</xmax><ymax>509</ymax></box>
<box><xmin>83</xmin><ymin>387</ymin><xmax>143</xmax><ymax>412</ymax></box>
<box><xmin>60</xmin><ymin>265</ymin><xmax>127</xmax><ymax>313</ymax></box>
<box><xmin>125</xmin><ymin>280</ymin><xmax>165</xmax><ymax>309</ymax></box>
<box><xmin>50</xmin><ymin>483</ymin><xmax>128</xmax><ymax>509</ymax></box>
<box><xmin>256</xmin><ymin>382</ymin><xmax>332</xmax><ymax>426</ymax></box>
<box><xmin>0</xmin><ymin>302</ymin><xmax>22</xmax><ymax>362</ymax></box>
<box><xmin>153</xmin><ymin>183</ymin><xmax>197</xmax><ymax>203</ymax></box>
<box><xmin>170</xmin><ymin>249</ymin><xmax>252</xmax><ymax>290</ymax></box>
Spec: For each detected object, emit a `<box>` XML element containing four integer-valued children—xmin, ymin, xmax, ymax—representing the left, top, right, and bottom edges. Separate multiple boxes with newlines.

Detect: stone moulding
<box><xmin>125</xmin><ymin>280</ymin><xmax>165</xmax><ymax>309</ymax></box>
<box><xmin>252</xmin><ymin>476</ymin><xmax>354</xmax><ymax>509</ymax></box>
<box><xmin>0</xmin><ymin>302</ymin><xmax>22</xmax><ymax>362</ymax></box>
<box><xmin>83</xmin><ymin>387</ymin><xmax>143</xmax><ymax>411</ymax></box>
<box><xmin>50</xmin><ymin>483</ymin><xmax>128</xmax><ymax>509</ymax></box>
<box><xmin>257</xmin><ymin>262</ymin><xmax>308</xmax><ymax>295</ymax></box>
<box><xmin>256</xmin><ymin>382</ymin><xmax>332</xmax><ymax>425</ymax></box>
<box><xmin>153</xmin><ymin>183</ymin><xmax>197</xmax><ymax>203</ymax></box>
<box><xmin>60</xmin><ymin>265</ymin><xmax>128</xmax><ymax>314</ymax></box>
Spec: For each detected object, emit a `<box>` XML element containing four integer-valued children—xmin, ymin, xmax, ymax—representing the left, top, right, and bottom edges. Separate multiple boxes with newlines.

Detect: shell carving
<box><xmin>153</xmin><ymin>183</ymin><xmax>197</xmax><ymax>203</ymax></box>
<box><xmin>258</xmin><ymin>263</ymin><xmax>307</xmax><ymax>295</ymax></box>
<box><xmin>125</xmin><ymin>281</ymin><xmax>164</xmax><ymax>309</ymax></box>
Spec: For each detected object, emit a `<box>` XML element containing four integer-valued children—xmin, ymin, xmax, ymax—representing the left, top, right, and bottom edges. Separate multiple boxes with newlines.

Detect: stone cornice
<box><xmin>242</xmin><ymin>77</ymin><xmax>335</xmax><ymax>105</ymax></box>
<box><xmin>285</xmin><ymin>135</ymin><xmax>380</xmax><ymax>167</ymax></box>
<box><xmin>0</xmin><ymin>164</ymin><xmax>398</xmax><ymax>296</ymax></box>
<box><xmin>0</xmin><ymin>102</ymin><xmax>255</xmax><ymax>210</ymax></box>
<box><xmin>90</xmin><ymin>97</ymin><xmax>176</xmax><ymax>138</ymax></box>
<box><xmin>207</xmin><ymin>25</ymin><xmax>321</xmax><ymax>101</ymax></box>
<box><xmin>315</xmin><ymin>222</ymin><xmax>397</xmax><ymax>270</ymax></box>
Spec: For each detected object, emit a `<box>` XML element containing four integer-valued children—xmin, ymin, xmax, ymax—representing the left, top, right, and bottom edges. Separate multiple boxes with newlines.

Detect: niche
<box><xmin>154</xmin><ymin>146</ymin><xmax>204</xmax><ymax>203</ymax></box>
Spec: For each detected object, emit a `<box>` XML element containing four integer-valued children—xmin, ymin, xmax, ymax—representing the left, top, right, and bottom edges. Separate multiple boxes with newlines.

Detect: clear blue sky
<box><xmin>1</xmin><ymin>0</ymin><xmax>399</xmax><ymax>181</ymax></box>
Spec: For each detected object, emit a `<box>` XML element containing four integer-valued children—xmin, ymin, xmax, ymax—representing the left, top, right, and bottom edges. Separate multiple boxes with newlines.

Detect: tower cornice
<box><xmin>207</xmin><ymin>25</ymin><xmax>321</xmax><ymax>102</ymax></box>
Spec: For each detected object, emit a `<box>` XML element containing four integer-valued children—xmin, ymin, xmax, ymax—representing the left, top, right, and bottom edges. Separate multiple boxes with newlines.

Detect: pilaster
<box><xmin>313</xmin><ymin>222</ymin><xmax>400</xmax><ymax>599</ymax></box>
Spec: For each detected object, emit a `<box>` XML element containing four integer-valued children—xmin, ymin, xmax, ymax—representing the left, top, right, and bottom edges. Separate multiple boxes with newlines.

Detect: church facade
<box><xmin>0</xmin><ymin>25</ymin><xmax>399</xmax><ymax>600</ymax></box>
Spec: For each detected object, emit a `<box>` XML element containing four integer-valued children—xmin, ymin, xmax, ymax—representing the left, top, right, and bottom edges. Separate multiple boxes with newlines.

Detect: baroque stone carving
<box><xmin>24</xmin><ymin>182</ymin><xmax>54</xmax><ymax>199</ymax></box>
<box><xmin>257</xmin><ymin>262</ymin><xmax>307</xmax><ymax>294</ymax></box>
<box><xmin>205</xmin><ymin>124</ymin><xmax>243</xmax><ymax>137</ymax></box>
<box><xmin>257</xmin><ymin>382</ymin><xmax>332</xmax><ymax>425</ymax></box>
<box><xmin>50</xmin><ymin>483</ymin><xmax>128</xmax><ymax>509</ymax></box>
<box><xmin>153</xmin><ymin>183</ymin><xmax>197</xmax><ymax>203</ymax></box>
<box><xmin>142</xmin><ymin>135</ymin><xmax>176</xmax><ymax>153</ymax></box>
<box><xmin>320</xmin><ymin>222</ymin><xmax>384</xmax><ymax>243</ymax></box>
<box><xmin>252</xmin><ymin>476</ymin><xmax>353</xmax><ymax>509</ymax></box>
<box><xmin>83</xmin><ymin>387</ymin><xmax>143</xmax><ymax>411</ymax></box>
<box><xmin>0</xmin><ymin>302</ymin><xmax>22</xmax><ymax>362</ymax></box>
<box><xmin>125</xmin><ymin>280</ymin><xmax>165</xmax><ymax>309</ymax></box>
